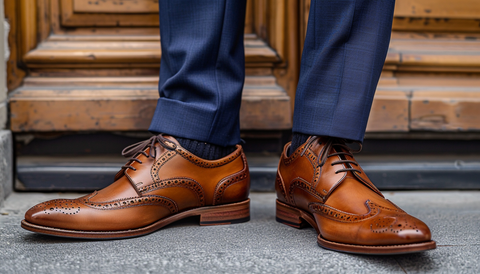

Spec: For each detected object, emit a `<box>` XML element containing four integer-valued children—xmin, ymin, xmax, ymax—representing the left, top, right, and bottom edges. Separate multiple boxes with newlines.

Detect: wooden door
<box><xmin>6</xmin><ymin>0</ymin><xmax>296</xmax><ymax>133</ymax></box>
<box><xmin>9</xmin><ymin>0</ymin><xmax>480</xmax><ymax>138</ymax></box>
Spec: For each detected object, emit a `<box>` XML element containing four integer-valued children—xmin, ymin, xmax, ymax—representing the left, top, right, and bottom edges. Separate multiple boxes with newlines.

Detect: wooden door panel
<box><xmin>73</xmin><ymin>0</ymin><xmax>159</xmax><ymax>13</ymax></box>
<box><xmin>61</xmin><ymin>0</ymin><xmax>159</xmax><ymax>27</ymax></box>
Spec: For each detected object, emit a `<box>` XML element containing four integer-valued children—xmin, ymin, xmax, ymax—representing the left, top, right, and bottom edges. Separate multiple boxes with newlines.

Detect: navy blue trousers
<box><xmin>149</xmin><ymin>0</ymin><xmax>395</xmax><ymax>147</ymax></box>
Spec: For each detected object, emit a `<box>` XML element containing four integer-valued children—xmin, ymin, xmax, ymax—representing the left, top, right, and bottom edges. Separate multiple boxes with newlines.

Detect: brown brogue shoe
<box><xmin>22</xmin><ymin>134</ymin><xmax>250</xmax><ymax>239</ymax></box>
<box><xmin>276</xmin><ymin>136</ymin><xmax>436</xmax><ymax>255</ymax></box>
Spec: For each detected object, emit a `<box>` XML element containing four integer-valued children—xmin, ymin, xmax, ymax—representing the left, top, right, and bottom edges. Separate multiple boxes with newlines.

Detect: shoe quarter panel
<box><xmin>281</xmin><ymin>154</ymin><xmax>315</xmax><ymax>189</ymax></box>
<box><xmin>141</xmin><ymin>179</ymin><xmax>204</xmax><ymax>210</ymax></box>
<box><xmin>213</xmin><ymin>154</ymin><xmax>250</xmax><ymax>205</ymax></box>
<box><xmin>280</xmin><ymin>153</ymin><xmax>320</xmax><ymax>208</ymax></box>
<box><xmin>152</xmin><ymin>151</ymin><xmax>245</xmax><ymax>206</ymax></box>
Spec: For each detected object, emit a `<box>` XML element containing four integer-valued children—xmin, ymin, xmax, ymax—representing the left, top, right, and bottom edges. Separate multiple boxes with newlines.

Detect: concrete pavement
<box><xmin>1</xmin><ymin>191</ymin><xmax>479</xmax><ymax>274</ymax></box>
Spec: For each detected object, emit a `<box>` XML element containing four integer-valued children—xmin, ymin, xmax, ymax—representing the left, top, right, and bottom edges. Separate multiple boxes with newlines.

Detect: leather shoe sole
<box><xmin>21</xmin><ymin>199</ymin><xmax>250</xmax><ymax>239</ymax></box>
<box><xmin>276</xmin><ymin>200</ymin><xmax>436</xmax><ymax>255</ymax></box>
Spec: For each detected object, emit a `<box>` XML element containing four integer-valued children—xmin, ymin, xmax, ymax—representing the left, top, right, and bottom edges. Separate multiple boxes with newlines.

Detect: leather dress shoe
<box><xmin>276</xmin><ymin>136</ymin><xmax>436</xmax><ymax>254</ymax></box>
<box><xmin>22</xmin><ymin>134</ymin><xmax>250</xmax><ymax>239</ymax></box>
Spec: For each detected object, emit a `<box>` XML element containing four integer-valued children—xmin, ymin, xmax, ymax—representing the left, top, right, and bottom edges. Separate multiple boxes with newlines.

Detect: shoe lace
<box><xmin>300</xmin><ymin>136</ymin><xmax>363</xmax><ymax>174</ymax></box>
<box><xmin>120</xmin><ymin>134</ymin><xmax>176</xmax><ymax>171</ymax></box>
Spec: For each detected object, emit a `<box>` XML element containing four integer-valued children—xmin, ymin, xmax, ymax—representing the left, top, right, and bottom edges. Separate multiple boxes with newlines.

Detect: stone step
<box><xmin>15</xmin><ymin>154</ymin><xmax>480</xmax><ymax>191</ymax></box>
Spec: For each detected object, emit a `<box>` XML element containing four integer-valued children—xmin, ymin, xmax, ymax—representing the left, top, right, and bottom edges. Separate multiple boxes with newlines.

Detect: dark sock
<box><xmin>175</xmin><ymin>137</ymin><xmax>236</xmax><ymax>160</ymax></box>
<box><xmin>288</xmin><ymin>133</ymin><xmax>310</xmax><ymax>156</ymax></box>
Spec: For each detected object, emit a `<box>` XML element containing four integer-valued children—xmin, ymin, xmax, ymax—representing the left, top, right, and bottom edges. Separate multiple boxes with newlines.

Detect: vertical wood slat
<box><xmin>19</xmin><ymin>0</ymin><xmax>38</xmax><ymax>61</ymax></box>
<box><xmin>244</xmin><ymin>0</ymin><xmax>254</xmax><ymax>34</ymax></box>
<box><xmin>299</xmin><ymin>0</ymin><xmax>310</xmax><ymax>53</ymax></box>
<box><xmin>36</xmin><ymin>0</ymin><xmax>51</xmax><ymax>42</ymax></box>
<box><xmin>254</xmin><ymin>0</ymin><xmax>268</xmax><ymax>41</ymax></box>
<box><xmin>5</xmin><ymin>0</ymin><xmax>28</xmax><ymax>91</ymax></box>
<box><xmin>49</xmin><ymin>0</ymin><xmax>61</xmax><ymax>33</ymax></box>
<box><xmin>271</xmin><ymin>0</ymin><xmax>300</xmax><ymax>112</ymax></box>
<box><xmin>267</xmin><ymin>0</ymin><xmax>285</xmax><ymax>60</ymax></box>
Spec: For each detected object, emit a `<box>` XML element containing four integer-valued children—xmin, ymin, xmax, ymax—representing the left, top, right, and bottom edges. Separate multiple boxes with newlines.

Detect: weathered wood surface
<box><xmin>366</xmin><ymin>90</ymin><xmax>409</xmax><ymax>132</ymax></box>
<box><xmin>5</xmin><ymin>1</ymin><xmax>26</xmax><ymax>91</ymax></box>
<box><xmin>73</xmin><ymin>0</ymin><xmax>159</xmax><ymax>13</ymax></box>
<box><xmin>410</xmin><ymin>90</ymin><xmax>480</xmax><ymax>131</ymax></box>
<box><xmin>394</xmin><ymin>0</ymin><xmax>480</xmax><ymax>18</ymax></box>
<box><xmin>10</xmin><ymin>76</ymin><xmax>292</xmax><ymax>131</ymax></box>
<box><xmin>24</xmin><ymin>39</ymin><xmax>279</xmax><ymax>66</ymax></box>
<box><xmin>61</xmin><ymin>0</ymin><xmax>159</xmax><ymax>26</ymax></box>
<box><xmin>11</xmin><ymin>82</ymin><xmax>416</xmax><ymax>133</ymax></box>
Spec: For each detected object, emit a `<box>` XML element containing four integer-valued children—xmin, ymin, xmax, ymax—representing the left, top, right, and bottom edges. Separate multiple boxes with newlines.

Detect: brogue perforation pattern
<box><xmin>213</xmin><ymin>173</ymin><xmax>248</xmax><ymax>205</ymax></box>
<box><xmin>312</xmin><ymin>165</ymin><xmax>321</xmax><ymax>187</ymax></box>
<box><xmin>310</xmin><ymin>201</ymin><xmax>420</xmax><ymax>235</ymax></box>
<box><xmin>369</xmin><ymin>205</ymin><xmax>418</xmax><ymax>234</ymax></box>
<box><xmin>284</xmin><ymin>145</ymin><xmax>303</xmax><ymax>166</ymax></box>
<box><xmin>309</xmin><ymin>201</ymin><xmax>379</xmax><ymax>223</ymax></box>
<box><xmin>151</xmin><ymin>150</ymin><xmax>177</xmax><ymax>182</ymax></box>
<box><xmin>288</xmin><ymin>180</ymin><xmax>324</xmax><ymax>206</ymax></box>
<box><xmin>176</xmin><ymin>147</ymin><xmax>241</xmax><ymax>168</ymax></box>
<box><xmin>82</xmin><ymin>195</ymin><xmax>178</xmax><ymax>213</ymax></box>
<box><xmin>305</xmin><ymin>149</ymin><xmax>317</xmax><ymax>165</ymax></box>
<box><xmin>140</xmin><ymin>178</ymin><xmax>205</xmax><ymax>207</ymax></box>
<box><xmin>37</xmin><ymin>199</ymin><xmax>81</xmax><ymax>216</ymax></box>
<box><xmin>212</xmin><ymin>153</ymin><xmax>249</xmax><ymax>205</ymax></box>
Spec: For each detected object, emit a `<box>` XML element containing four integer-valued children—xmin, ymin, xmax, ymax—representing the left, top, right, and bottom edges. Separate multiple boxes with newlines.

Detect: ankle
<box><xmin>175</xmin><ymin>137</ymin><xmax>236</xmax><ymax>160</ymax></box>
<box><xmin>288</xmin><ymin>133</ymin><xmax>311</xmax><ymax>156</ymax></box>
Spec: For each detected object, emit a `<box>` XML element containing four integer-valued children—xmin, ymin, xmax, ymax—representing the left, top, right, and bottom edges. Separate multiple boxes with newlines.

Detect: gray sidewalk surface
<box><xmin>1</xmin><ymin>191</ymin><xmax>479</xmax><ymax>274</ymax></box>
